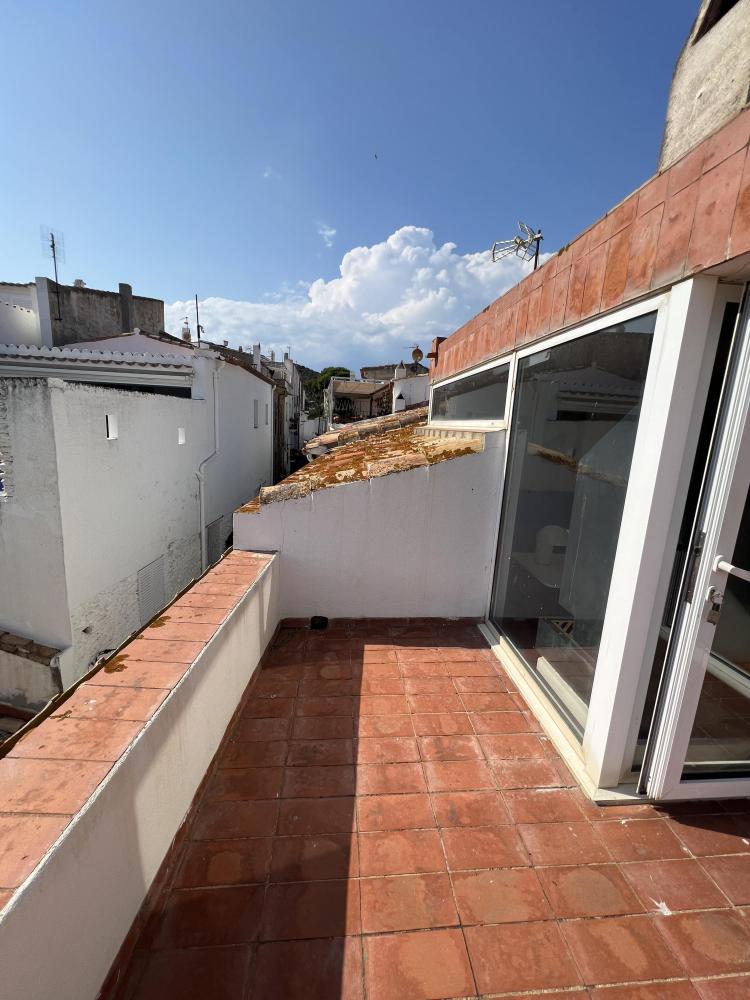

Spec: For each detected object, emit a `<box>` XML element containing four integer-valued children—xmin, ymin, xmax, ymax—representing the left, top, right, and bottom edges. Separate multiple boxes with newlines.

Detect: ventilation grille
<box><xmin>137</xmin><ymin>555</ymin><xmax>166</xmax><ymax>626</ymax></box>
<box><xmin>207</xmin><ymin>517</ymin><xmax>224</xmax><ymax>567</ymax></box>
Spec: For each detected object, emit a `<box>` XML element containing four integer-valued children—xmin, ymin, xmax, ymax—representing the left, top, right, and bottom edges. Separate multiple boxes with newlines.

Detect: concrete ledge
<box><xmin>0</xmin><ymin>551</ymin><xmax>279</xmax><ymax>1000</ymax></box>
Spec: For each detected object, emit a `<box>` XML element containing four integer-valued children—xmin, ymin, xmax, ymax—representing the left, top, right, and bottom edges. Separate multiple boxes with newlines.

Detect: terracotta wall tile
<box><xmin>564</xmin><ymin>257</ymin><xmax>588</xmax><ymax>326</ymax></box>
<box><xmin>524</xmin><ymin>286</ymin><xmax>543</xmax><ymax>343</ymax></box>
<box><xmin>570</xmin><ymin>231</ymin><xmax>590</xmax><ymax>262</ymax></box>
<box><xmin>703</xmin><ymin>107</ymin><xmax>750</xmax><ymax>173</ymax></box>
<box><xmin>536</xmin><ymin>273</ymin><xmax>555</xmax><ymax>337</ymax></box>
<box><xmin>687</xmin><ymin>148</ymin><xmax>746</xmax><ymax>272</ymax></box>
<box><xmin>730</xmin><ymin>147</ymin><xmax>750</xmax><ymax>257</ymax></box>
<box><xmin>601</xmin><ymin>226</ymin><xmax>633</xmax><ymax>311</ymax></box>
<box><xmin>550</xmin><ymin>266</ymin><xmax>571</xmax><ymax>331</ymax></box>
<box><xmin>515</xmin><ymin>295</ymin><xmax>530</xmax><ymax>345</ymax></box>
<box><xmin>580</xmin><ymin>242</ymin><xmax>607</xmax><ymax>318</ymax></box>
<box><xmin>652</xmin><ymin>181</ymin><xmax>699</xmax><ymax>287</ymax></box>
<box><xmin>607</xmin><ymin>192</ymin><xmax>638</xmax><ymax>236</ymax></box>
<box><xmin>667</xmin><ymin>143</ymin><xmax>706</xmax><ymax>197</ymax></box>
<box><xmin>626</xmin><ymin>204</ymin><xmax>663</xmax><ymax>298</ymax></box>
<box><xmin>637</xmin><ymin>173</ymin><xmax>668</xmax><ymax>217</ymax></box>
<box><xmin>585</xmin><ymin>215</ymin><xmax>610</xmax><ymax>252</ymax></box>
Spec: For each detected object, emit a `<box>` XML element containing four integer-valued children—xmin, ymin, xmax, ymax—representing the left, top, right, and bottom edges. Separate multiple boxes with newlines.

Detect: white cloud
<box><xmin>165</xmin><ymin>225</ymin><xmax>535</xmax><ymax>371</ymax></box>
<box><xmin>262</xmin><ymin>165</ymin><xmax>280</xmax><ymax>181</ymax></box>
<box><xmin>317</xmin><ymin>224</ymin><xmax>336</xmax><ymax>248</ymax></box>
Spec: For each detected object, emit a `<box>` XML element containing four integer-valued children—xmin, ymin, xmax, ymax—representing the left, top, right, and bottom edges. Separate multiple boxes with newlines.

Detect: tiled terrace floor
<box><xmin>116</xmin><ymin>620</ymin><xmax>750</xmax><ymax>1000</ymax></box>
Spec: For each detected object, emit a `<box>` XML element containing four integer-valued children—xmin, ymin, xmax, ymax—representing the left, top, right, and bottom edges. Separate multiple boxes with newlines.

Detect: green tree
<box><xmin>305</xmin><ymin>366</ymin><xmax>350</xmax><ymax>418</ymax></box>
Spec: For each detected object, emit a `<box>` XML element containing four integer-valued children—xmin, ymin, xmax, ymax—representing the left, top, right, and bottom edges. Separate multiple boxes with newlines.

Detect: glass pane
<box><xmin>490</xmin><ymin>314</ymin><xmax>656</xmax><ymax>736</ymax></box>
<box><xmin>432</xmin><ymin>364</ymin><xmax>509</xmax><ymax>421</ymax></box>
<box><xmin>684</xmin><ymin>486</ymin><xmax>750</xmax><ymax>776</ymax></box>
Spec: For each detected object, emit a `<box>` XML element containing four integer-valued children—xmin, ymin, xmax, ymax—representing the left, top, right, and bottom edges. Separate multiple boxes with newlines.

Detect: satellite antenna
<box><xmin>491</xmin><ymin>221</ymin><xmax>543</xmax><ymax>270</ymax></box>
<box><xmin>411</xmin><ymin>345</ymin><xmax>424</xmax><ymax>365</ymax></box>
<box><xmin>40</xmin><ymin>225</ymin><xmax>65</xmax><ymax>320</ymax></box>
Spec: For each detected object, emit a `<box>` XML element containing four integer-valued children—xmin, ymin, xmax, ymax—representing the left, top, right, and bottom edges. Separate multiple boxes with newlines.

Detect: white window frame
<box><xmin>481</xmin><ymin>279</ymin><xmax>731</xmax><ymax>797</ymax></box>
<box><xmin>429</xmin><ymin>354</ymin><xmax>513</xmax><ymax>430</ymax></box>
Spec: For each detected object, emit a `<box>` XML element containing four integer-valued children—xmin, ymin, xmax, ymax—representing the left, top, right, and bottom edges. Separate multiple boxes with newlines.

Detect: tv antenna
<box><xmin>491</xmin><ymin>221</ymin><xmax>543</xmax><ymax>270</ymax></box>
<box><xmin>40</xmin><ymin>225</ymin><xmax>65</xmax><ymax>320</ymax></box>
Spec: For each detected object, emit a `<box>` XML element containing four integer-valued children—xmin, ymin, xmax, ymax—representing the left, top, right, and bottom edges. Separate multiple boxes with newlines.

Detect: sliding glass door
<box><xmin>489</xmin><ymin>313</ymin><xmax>656</xmax><ymax>737</ymax></box>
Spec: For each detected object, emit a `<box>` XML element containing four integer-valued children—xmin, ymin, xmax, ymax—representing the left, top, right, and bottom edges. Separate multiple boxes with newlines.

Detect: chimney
<box><xmin>223</xmin><ymin>339</ymin><xmax>229</xmax><ymax>347</ymax></box>
<box><xmin>253</xmin><ymin>343</ymin><xmax>261</xmax><ymax>371</ymax></box>
<box><xmin>283</xmin><ymin>351</ymin><xmax>289</xmax><ymax>362</ymax></box>
<box><xmin>73</xmin><ymin>278</ymin><xmax>86</xmax><ymax>288</ymax></box>
<box><xmin>270</xmin><ymin>349</ymin><xmax>275</xmax><ymax>362</ymax></box>
<box><xmin>238</xmin><ymin>345</ymin><xmax>244</xmax><ymax>352</ymax></box>
<box><xmin>119</xmin><ymin>283</ymin><xmax>134</xmax><ymax>333</ymax></box>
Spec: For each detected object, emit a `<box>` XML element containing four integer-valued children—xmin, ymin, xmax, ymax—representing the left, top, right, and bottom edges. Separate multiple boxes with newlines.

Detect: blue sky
<box><xmin>2</xmin><ymin>1</ymin><xmax>695</xmax><ymax>369</ymax></box>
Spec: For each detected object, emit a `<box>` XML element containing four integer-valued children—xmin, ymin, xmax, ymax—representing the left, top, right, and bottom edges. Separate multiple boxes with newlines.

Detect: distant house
<box><xmin>0</xmin><ymin>330</ymin><xmax>273</xmax><ymax>714</ymax></box>
<box><xmin>360</xmin><ymin>360</ymin><xmax>428</xmax><ymax>380</ymax></box>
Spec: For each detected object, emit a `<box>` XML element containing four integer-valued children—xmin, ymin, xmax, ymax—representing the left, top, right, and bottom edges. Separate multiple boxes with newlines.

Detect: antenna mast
<box><xmin>491</xmin><ymin>221</ymin><xmax>543</xmax><ymax>270</ymax></box>
<box><xmin>41</xmin><ymin>226</ymin><xmax>65</xmax><ymax>320</ymax></box>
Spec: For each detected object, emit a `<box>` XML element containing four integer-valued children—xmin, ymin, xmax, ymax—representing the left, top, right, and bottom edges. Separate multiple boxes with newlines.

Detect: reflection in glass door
<box><xmin>489</xmin><ymin>314</ymin><xmax>656</xmax><ymax>737</ymax></box>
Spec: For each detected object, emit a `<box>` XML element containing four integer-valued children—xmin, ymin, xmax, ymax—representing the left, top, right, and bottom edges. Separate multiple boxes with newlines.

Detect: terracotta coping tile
<box><xmin>140</xmin><ymin>621</ymin><xmax>218</xmax><ymax>642</ymax></box>
<box><xmin>8</xmin><ymin>716</ymin><xmax>143</xmax><ymax>763</ymax></box>
<box><xmin>50</xmin><ymin>684</ymin><xmax>168</xmax><ymax>723</ymax></box>
<box><xmin>0</xmin><ymin>757</ymin><xmax>112</xmax><ymax>814</ymax></box>
<box><xmin>123</xmin><ymin>639</ymin><xmax>206</xmax><ymax>664</ymax></box>
<box><xmin>89</xmin><ymin>659</ymin><xmax>189</xmax><ymax>690</ymax></box>
<box><xmin>0</xmin><ymin>814</ymin><xmax>71</xmax><ymax>889</ymax></box>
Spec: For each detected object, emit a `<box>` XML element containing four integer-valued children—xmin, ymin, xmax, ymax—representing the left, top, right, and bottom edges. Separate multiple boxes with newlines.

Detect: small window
<box><xmin>177</xmin><ymin>427</ymin><xmax>186</xmax><ymax>445</ymax></box>
<box><xmin>694</xmin><ymin>0</ymin><xmax>741</xmax><ymax>41</ymax></box>
<box><xmin>265</xmin><ymin>402</ymin><xmax>269</xmax><ymax>426</ymax></box>
<box><xmin>253</xmin><ymin>399</ymin><xmax>259</xmax><ymax>429</ymax></box>
<box><xmin>431</xmin><ymin>363</ymin><xmax>510</xmax><ymax>422</ymax></box>
<box><xmin>105</xmin><ymin>414</ymin><xmax>118</xmax><ymax>440</ymax></box>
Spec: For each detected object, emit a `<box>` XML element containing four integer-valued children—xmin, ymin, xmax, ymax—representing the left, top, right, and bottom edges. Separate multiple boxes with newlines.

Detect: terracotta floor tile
<box><xmin>251</xmin><ymin>937</ymin><xmax>364</xmax><ymax>1000</ymax></box>
<box><xmin>356</xmin><ymin>762</ymin><xmax>426</xmax><ymax>795</ymax></box>
<box><xmin>478</xmin><ymin>732</ymin><xmax>546</xmax><ymax>758</ymax></box>
<box><xmin>563</xmin><ymin>914</ymin><xmax>684</xmax><ymax>985</ymax></box>
<box><xmin>218</xmin><ymin>740</ymin><xmax>288</xmax><ymax>768</ymax></box>
<box><xmin>359</xmin><ymin>829</ymin><xmax>446</xmax><ymax>876</ymax></box>
<box><xmin>597</xmin><ymin>818</ymin><xmax>690</xmax><ymax>862</ymax></box>
<box><xmin>432</xmin><ymin>790</ymin><xmax>511</xmax><ymax>828</ymax></box>
<box><xmin>538</xmin><ymin>863</ymin><xmax>644</xmax><ymax>918</ymax></box>
<box><xmin>206</xmin><ymin>767</ymin><xmax>283</xmax><ymax>801</ymax></box>
<box><xmin>399</xmin><ymin>660</ymin><xmax>449</xmax><ymax>677</ymax></box>
<box><xmin>286</xmin><ymin>739</ymin><xmax>354</xmax><ymax>766</ymax></box>
<box><xmin>465</xmin><ymin>920</ymin><xmax>581</xmax><ymax>994</ymax></box>
<box><xmin>504</xmin><ymin>788</ymin><xmax>587</xmax><ymax>824</ymax></box>
<box><xmin>9</xmin><ymin>716</ymin><xmax>142</xmax><ymax>763</ymax></box>
<box><xmin>358</xmin><ymin>695</ymin><xmax>410</xmax><ymax>716</ymax></box>
<box><xmin>422</xmin><ymin>760</ymin><xmax>494</xmax><ymax>792</ymax></box>
<box><xmin>131</xmin><ymin>945</ymin><xmax>251</xmax><ymax>1000</ymax></box>
<box><xmin>417</xmin><ymin>735</ymin><xmax>483</xmax><ymax>761</ymax></box>
<box><xmin>359</xmin><ymin>677</ymin><xmax>405</xmax><ymax>695</ymax></box>
<box><xmin>357</xmin><ymin>793</ymin><xmax>435</xmax><ymax>832</ymax></box>
<box><xmin>363</xmin><ymin>928</ymin><xmax>475</xmax><ymax>1000</ymax></box>
<box><xmin>51</xmin><ymin>684</ymin><xmax>168</xmax><ymax>723</ymax></box>
<box><xmin>453</xmin><ymin>675</ymin><xmax>507</xmax><ymax>693</ymax></box>
<box><xmin>407</xmin><ymin>693</ymin><xmax>465</xmax><ymax>714</ymax></box>
<box><xmin>241</xmin><ymin>697</ymin><xmax>296</xmax><ymax>719</ymax></box>
<box><xmin>411</xmin><ymin>713</ymin><xmax>474</xmax><ymax>736</ymax></box>
<box><xmin>277</xmin><ymin>797</ymin><xmax>357</xmax><ymax>836</ymax></box>
<box><xmin>360</xmin><ymin>873</ymin><xmax>458</xmax><ymax>933</ymax></box>
<box><xmin>0</xmin><ymin>814</ymin><xmax>70</xmax><ymax>889</ymax></box>
<box><xmin>655</xmin><ymin>910</ymin><xmax>750</xmax><ymax>976</ymax></box>
<box><xmin>492</xmin><ymin>757</ymin><xmax>567</xmax><ymax>788</ymax></box>
<box><xmin>668</xmin><ymin>815</ymin><xmax>750</xmax><ymax>857</ymax></box>
<box><xmin>282</xmin><ymin>765</ymin><xmax>356</xmax><ymax>798</ymax></box>
<box><xmin>175</xmin><ymin>838</ymin><xmax>272</xmax><ymax>888</ymax></box>
<box><xmin>233</xmin><ymin>717</ymin><xmax>291</xmax><ymax>742</ymax></box>
<box><xmin>441</xmin><ymin>825</ymin><xmax>529</xmax><ymax>870</ymax></box>
<box><xmin>590</xmin><ymin>982</ymin><xmax>699</xmax><ymax>999</ymax></box>
<box><xmin>252</xmin><ymin>678</ymin><xmax>298</xmax><ymax>699</ymax></box>
<box><xmin>700</xmin><ymin>855</ymin><xmax>750</xmax><ymax>905</ymax></box>
<box><xmin>692</xmin><ymin>974</ymin><xmax>750</xmax><ymax>998</ymax></box>
<box><xmin>519</xmin><ymin>822</ymin><xmax>611</xmax><ymax>866</ymax></box>
<box><xmin>470</xmin><ymin>710</ymin><xmax>531</xmax><ymax>734</ymax></box>
<box><xmin>153</xmin><ymin>886</ymin><xmax>264</xmax><ymax>949</ymax></box>
<box><xmin>296</xmin><ymin>696</ymin><xmax>355</xmax><ymax>717</ymax></box>
<box><xmin>403</xmin><ymin>677</ymin><xmax>456</xmax><ymax>694</ymax></box>
<box><xmin>292</xmin><ymin>716</ymin><xmax>355</xmax><ymax>740</ymax></box>
<box><xmin>355</xmin><ymin>737</ymin><xmax>420</xmax><ymax>764</ymax></box>
<box><xmin>260</xmin><ymin>880</ymin><xmax>360</xmax><ymax>939</ymax></box>
<box><xmin>192</xmin><ymin>799</ymin><xmax>279</xmax><ymax>840</ymax></box>
<box><xmin>623</xmin><ymin>859</ymin><xmax>730</xmax><ymax>911</ymax></box>
<box><xmin>459</xmin><ymin>692</ymin><xmax>516</xmax><ymax>711</ymax></box>
<box><xmin>443</xmin><ymin>660</ymin><xmax>496</xmax><ymax>676</ymax></box>
<box><xmin>190</xmin><ymin>799</ymin><xmax>279</xmax><ymax>840</ymax></box>
<box><xmin>270</xmin><ymin>833</ymin><xmax>358</xmax><ymax>882</ymax></box>
<box><xmin>356</xmin><ymin>715</ymin><xmax>414</xmax><ymax>737</ymax></box>
<box><xmin>0</xmin><ymin>757</ymin><xmax>111</xmax><ymax>815</ymax></box>
<box><xmin>300</xmin><ymin>679</ymin><xmax>360</xmax><ymax>697</ymax></box>
<box><xmin>452</xmin><ymin>867</ymin><xmax>550</xmax><ymax>924</ymax></box>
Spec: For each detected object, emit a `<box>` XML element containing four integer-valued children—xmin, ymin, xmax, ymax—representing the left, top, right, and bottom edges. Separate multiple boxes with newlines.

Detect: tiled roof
<box><xmin>0</xmin><ymin>343</ymin><xmax>192</xmax><ymax>368</ymax></box>
<box><xmin>0</xmin><ymin>632</ymin><xmax>60</xmax><ymax>666</ymax></box>
<box><xmin>304</xmin><ymin>405</ymin><xmax>428</xmax><ymax>455</ymax></box>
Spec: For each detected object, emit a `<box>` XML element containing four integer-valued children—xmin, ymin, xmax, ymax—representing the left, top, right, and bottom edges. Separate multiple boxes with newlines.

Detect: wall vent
<box><xmin>206</xmin><ymin>516</ymin><xmax>224</xmax><ymax>566</ymax></box>
<box><xmin>137</xmin><ymin>555</ymin><xmax>166</xmax><ymax>626</ymax></box>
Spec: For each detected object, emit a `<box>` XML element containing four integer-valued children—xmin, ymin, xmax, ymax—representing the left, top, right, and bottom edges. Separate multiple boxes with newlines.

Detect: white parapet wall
<box><xmin>0</xmin><ymin>556</ymin><xmax>279</xmax><ymax>1000</ymax></box>
<box><xmin>234</xmin><ymin>430</ymin><xmax>506</xmax><ymax>620</ymax></box>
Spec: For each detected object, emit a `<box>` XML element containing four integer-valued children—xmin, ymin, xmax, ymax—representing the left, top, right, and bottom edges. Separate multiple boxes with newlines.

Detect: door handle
<box><xmin>714</xmin><ymin>556</ymin><xmax>750</xmax><ymax>584</ymax></box>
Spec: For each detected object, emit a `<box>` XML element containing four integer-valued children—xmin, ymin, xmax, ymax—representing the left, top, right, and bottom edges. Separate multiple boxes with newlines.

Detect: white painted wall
<box><xmin>392</xmin><ymin>372</ymin><xmax>429</xmax><ymax>412</ymax></box>
<box><xmin>233</xmin><ymin>431</ymin><xmax>506</xmax><ymax>619</ymax></box>
<box><xmin>0</xmin><ymin>558</ymin><xmax>279</xmax><ymax>1000</ymax></box>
